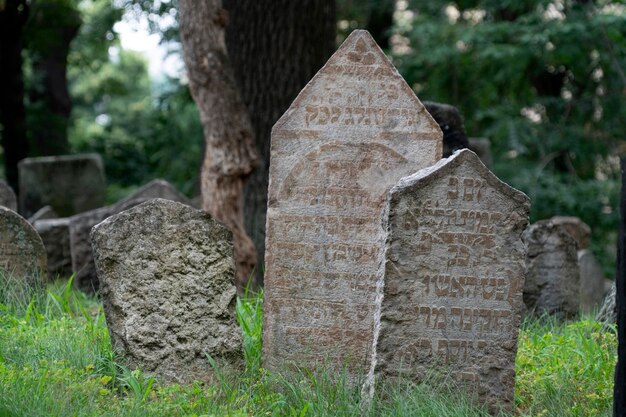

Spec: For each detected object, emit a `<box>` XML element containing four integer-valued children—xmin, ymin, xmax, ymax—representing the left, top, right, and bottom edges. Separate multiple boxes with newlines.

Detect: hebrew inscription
<box><xmin>376</xmin><ymin>150</ymin><xmax>530</xmax><ymax>414</ymax></box>
<box><xmin>263</xmin><ymin>30</ymin><xmax>442</xmax><ymax>376</ymax></box>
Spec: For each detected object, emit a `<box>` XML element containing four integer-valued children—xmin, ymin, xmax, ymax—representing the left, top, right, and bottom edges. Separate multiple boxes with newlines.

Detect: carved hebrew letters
<box><xmin>377</xmin><ymin>150</ymin><xmax>529</xmax><ymax>414</ymax></box>
<box><xmin>262</xmin><ymin>30</ymin><xmax>442</xmax><ymax>376</ymax></box>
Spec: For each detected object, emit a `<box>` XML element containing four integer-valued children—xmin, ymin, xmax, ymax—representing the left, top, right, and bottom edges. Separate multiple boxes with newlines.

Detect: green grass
<box><xmin>0</xmin><ymin>272</ymin><xmax>617</xmax><ymax>416</ymax></box>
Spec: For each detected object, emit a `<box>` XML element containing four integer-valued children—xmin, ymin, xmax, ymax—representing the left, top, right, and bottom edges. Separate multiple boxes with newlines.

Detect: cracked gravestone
<box><xmin>91</xmin><ymin>199</ymin><xmax>242</xmax><ymax>383</ymax></box>
<box><xmin>262</xmin><ymin>29</ymin><xmax>442</xmax><ymax>376</ymax></box>
<box><xmin>34</xmin><ymin>218</ymin><xmax>72</xmax><ymax>280</ymax></box>
<box><xmin>375</xmin><ymin>149</ymin><xmax>529</xmax><ymax>414</ymax></box>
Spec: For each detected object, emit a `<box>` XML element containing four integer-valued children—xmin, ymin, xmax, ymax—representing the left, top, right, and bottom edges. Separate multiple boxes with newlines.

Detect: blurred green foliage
<box><xmin>65</xmin><ymin>0</ymin><xmax>201</xmax><ymax>198</ymax></box>
<box><xmin>393</xmin><ymin>0</ymin><xmax>626</xmax><ymax>276</ymax></box>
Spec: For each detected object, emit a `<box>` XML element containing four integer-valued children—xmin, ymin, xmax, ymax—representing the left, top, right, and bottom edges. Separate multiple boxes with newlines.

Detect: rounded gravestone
<box><xmin>91</xmin><ymin>198</ymin><xmax>242</xmax><ymax>383</ymax></box>
<box><xmin>0</xmin><ymin>206</ymin><xmax>47</xmax><ymax>278</ymax></box>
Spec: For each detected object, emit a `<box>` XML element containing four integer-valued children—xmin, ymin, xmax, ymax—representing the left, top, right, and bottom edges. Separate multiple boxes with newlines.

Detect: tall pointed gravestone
<box><xmin>374</xmin><ymin>150</ymin><xmax>529</xmax><ymax>414</ymax></box>
<box><xmin>263</xmin><ymin>30</ymin><xmax>442</xmax><ymax>375</ymax></box>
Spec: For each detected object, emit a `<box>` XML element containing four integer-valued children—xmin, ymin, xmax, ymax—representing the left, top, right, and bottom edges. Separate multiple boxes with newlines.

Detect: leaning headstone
<box><xmin>28</xmin><ymin>205</ymin><xmax>58</xmax><ymax>223</ymax></box>
<box><xmin>91</xmin><ymin>199</ymin><xmax>241</xmax><ymax>383</ymax></box>
<box><xmin>0</xmin><ymin>206</ymin><xmax>47</xmax><ymax>278</ymax></box>
<box><xmin>18</xmin><ymin>154</ymin><xmax>106</xmax><ymax>218</ymax></box>
<box><xmin>578</xmin><ymin>249</ymin><xmax>605</xmax><ymax>312</ymax></box>
<box><xmin>550</xmin><ymin>216</ymin><xmax>591</xmax><ymax>249</ymax></box>
<box><xmin>34</xmin><ymin>218</ymin><xmax>72</xmax><ymax>280</ymax></box>
<box><xmin>523</xmin><ymin>220</ymin><xmax>580</xmax><ymax>318</ymax></box>
<box><xmin>263</xmin><ymin>30</ymin><xmax>442</xmax><ymax>375</ymax></box>
<box><xmin>375</xmin><ymin>150</ymin><xmax>529</xmax><ymax>414</ymax></box>
<box><xmin>0</xmin><ymin>180</ymin><xmax>18</xmax><ymax>212</ymax></box>
<box><xmin>71</xmin><ymin>179</ymin><xmax>190</xmax><ymax>293</ymax></box>
<box><xmin>468</xmin><ymin>137</ymin><xmax>493</xmax><ymax>169</ymax></box>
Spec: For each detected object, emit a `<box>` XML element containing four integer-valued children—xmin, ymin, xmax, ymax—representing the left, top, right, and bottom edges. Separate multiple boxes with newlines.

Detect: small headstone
<box><xmin>375</xmin><ymin>150</ymin><xmax>529</xmax><ymax>414</ymax></box>
<box><xmin>91</xmin><ymin>199</ymin><xmax>241</xmax><ymax>383</ymax></box>
<box><xmin>550</xmin><ymin>216</ymin><xmax>591</xmax><ymax>249</ymax></box>
<box><xmin>34</xmin><ymin>218</ymin><xmax>72</xmax><ymax>280</ymax></box>
<box><xmin>70</xmin><ymin>179</ymin><xmax>190</xmax><ymax>293</ymax></box>
<box><xmin>263</xmin><ymin>30</ymin><xmax>442</xmax><ymax>375</ymax></box>
<box><xmin>0</xmin><ymin>180</ymin><xmax>17</xmax><ymax>212</ymax></box>
<box><xmin>0</xmin><ymin>206</ymin><xmax>47</xmax><ymax>278</ymax></box>
<box><xmin>578</xmin><ymin>249</ymin><xmax>605</xmax><ymax>312</ymax></box>
<box><xmin>468</xmin><ymin>137</ymin><xmax>493</xmax><ymax>169</ymax></box>
<box><xmin>28</xmin><ymin>205</ymin><xmax>58</xmax><ymax>223</ymax></box>
<box><xmin>18</xmin><ymin>153</ymin><xmax>106</xmax><ymax>218</ymax></box>
<box><xmin>596</xmin><ymin>281</ymin><xmax>616</xmax><ymax>324</ymax></box>
<box><xmin>523</xmin><ymin>220</ymin><xmax>580</xmax><ymax>318</ymax></box>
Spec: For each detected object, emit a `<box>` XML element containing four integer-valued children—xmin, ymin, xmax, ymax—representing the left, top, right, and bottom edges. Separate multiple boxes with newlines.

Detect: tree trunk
<box><xmin>178</xmin><ymin>0</ymin><xmax>260</xmax><ymax>293</ymax></box>
<box><xmin>26</xmin><ymin>1</ymin><xmax>81</xmax><ymax>156</ymax></box>
<box><xmin>0</xmin><ymin>0</ymin><xmax>30</xmax><ymax>192</ymax></box>
<box><xmin>223</xmin><ymin>0</ymin><xmax>336</xmax><ymax>285</ymax></box>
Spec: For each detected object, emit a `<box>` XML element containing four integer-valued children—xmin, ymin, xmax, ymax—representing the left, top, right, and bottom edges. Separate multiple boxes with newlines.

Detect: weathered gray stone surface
<box><xmin>71</xmin><ymin>179</ymin><xmax>190</xmax><ymax>293</ymax></box>
<box><xmin>468</xmin><ymin>137</ymin><xmax>493</xmax><ymax>169</ymax></box>
<box><xmin>550</xmin><ymin>216</ymin><xmax>591</xmax><ymax>249</ymax></box>
<box><xmin>578</xmin><ymin>249</ymin><xmax>605</xmax><ymax>312</ymax></box>
<box><xmin>263</xmin><ymin>30</ymin><xmax>442</xmax><ymax>376</ymax></box>
<box><xmin>18</xmin><ymin>154</ymin><xmax>106</xmax><ymax>218</ymax></box>
<box><xmin>28</xmin><ymin>205</ymin><xmax>58</xmax><ymax>223</ymax></box>
<box><xmin>596</xmin><ymin>281</ymin><xmax>616</xmax><ymax>324</ymax></box>
<box><xmin>0</xmin><ymin>206</ymin><xmax>47</xmax><ymax>278</ymax></box>
<box><xmin>0</xmin><ymin>180</ymin><xmax>17</xmax><ymax>212</ymax></box>
<box><xmin>523</xmin><ymin>220</ymin><xmax>580</xmax><ymax>318</ymax></box>
<box><xmin>92</xmin><ymin>199</ymin><xmax>241</xmax><ymax>383</ymax></box>
<box><xmin>34</xmin><ymin>218</ymin><xmax>72</xmax><ymax>280</ymax></box>
<box><xmin>375</xmin><ymin>150</ymin><xmax>529</xmax><ymax>414</ymax></box>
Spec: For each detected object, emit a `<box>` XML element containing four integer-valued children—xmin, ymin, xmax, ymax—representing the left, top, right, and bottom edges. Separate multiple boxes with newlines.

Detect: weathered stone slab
<box><xmin>550</xmin><ymin>216</ymin><xmax>591</xmax><ymax>249</ymax></box>
<box><xmin>28</xmin><ymin>205</ymin><xmax>58</xmax><ymax>223</ymax></box>
<box><xmin>263</xmin><ymin>30</ymin><xmax>442</xmax><ymax>375</ymax></box>
<box><xmin>71</xmin><ymin>179</ymin><xmax>190</xmax><ymax>293</ymax></box>
<box><xmin>34</xmin><ymin>218</ymin><xmax>72</xmax><ymax>280</ymax></box>
<box><xmin>578</xmin><ymin>249</ymin><xmax>605</xmax><ymax>312</ymax></box>
<box><xmin>0</xmin><ymin>180</ymin><xmax>17</xmax><ymax>212</ymax></box>
<box><xmin>375</xmin><ymin>150</ymin><xmax>529</xmax><ymax>414</ymax></box>
<box><xmin>0</xmin><ymin>206</ymin><xmax>47</xmax><ymax>278</ymax></box>
<box><xmin>18</xmin><ymin>154</ymin><xmax>106</xmax><ymax>218</ymax></box>
<box><xmin>597</xmin><ymin>281</ymin><xmax>616</xmax><ymax>324</ymax></box>
<box><xmin>523</xmin><ymin>220</ymin><xmax>580</xmax><ymax>318</ymax></box>
<box><xmin>91</xmin><ymin>199</ymin><xmax>241</xmax><ymax>383</ymax></box>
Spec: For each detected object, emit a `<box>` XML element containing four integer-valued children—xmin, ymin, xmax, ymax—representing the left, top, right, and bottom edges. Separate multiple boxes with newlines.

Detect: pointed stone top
<box><xmin>273</xmin><ymin>29</ymin><xmax>441</xmax><ymax>146</ymax></box>
<box><xmin>392</xmin><ymin>149</ymin><xmax>530</xmax><ymax>206</ymax></box>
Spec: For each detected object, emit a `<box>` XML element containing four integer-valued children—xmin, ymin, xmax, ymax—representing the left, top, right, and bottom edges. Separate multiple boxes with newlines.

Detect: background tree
<box><xmin>25</xmin><ymin>0</ymin><xmax>81</xmax><ymax>156</ymax></box>
<box><xmin>178</xmin><ymin>0</ymin><xmax>260</xmax><ymax>292</ymax></box>
<box><xmin>223</xmin><ymin>0</ymin><xmax>336</xmax><ymax>284</ymax></box>
<box><xmin>0</xmin><ymin>0</ymin><xmax>30</xmax><ymax>191</ymax></box>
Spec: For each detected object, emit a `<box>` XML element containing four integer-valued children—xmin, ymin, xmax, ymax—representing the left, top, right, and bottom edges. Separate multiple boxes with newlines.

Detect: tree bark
<box><xmin>26</xmin><ymin>1</ymin><xmax>81</xmax><ymax>156</ymax></box>
<box><xmin>0</xmin><ymin>0</ymin><xmax>30</xmax><ymax>192</ymax></box>
<box><xmin>178</xmin><ymin>0</ymin><xmax>260</xmax><ymax>293</ymax></box>
<box><xmin>223</xmin><ymin>0</ymin><xmax>336</xmax><ymax>285</ymax></box>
